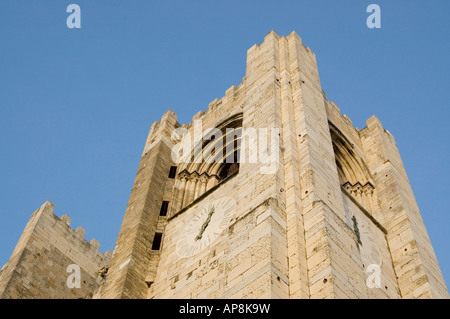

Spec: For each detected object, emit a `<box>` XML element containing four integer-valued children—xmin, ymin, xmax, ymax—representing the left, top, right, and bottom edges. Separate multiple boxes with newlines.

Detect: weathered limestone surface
<box><xmin>93</xmin><ymin>110</ymin><xmax>178</xmax><ymax>299</ymax></box>
<box><xmin>360</xmin><ymin>117</ymin><xmax>449</xmax><ymax>298</ymax></box>
<box><xmin>0</xmin><ymin>201</ymin><xmax>111</xmax><ymax>299</ymax></box>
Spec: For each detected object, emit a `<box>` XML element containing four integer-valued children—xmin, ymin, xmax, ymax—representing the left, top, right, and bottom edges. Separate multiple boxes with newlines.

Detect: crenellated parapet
<box><xmin>0</xmin><ymin>201</ymin><xmax>111</xmax><ymax>299</ymax></box>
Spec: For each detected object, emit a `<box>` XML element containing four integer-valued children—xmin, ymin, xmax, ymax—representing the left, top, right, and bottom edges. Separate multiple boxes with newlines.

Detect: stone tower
<box><xmin>0</xmin><ymin>201</ymin><xmax>111</xmax><ymax>299</ymax></box>
<box><xmin>5</xmin><ymin>30</ymin><xmax>447</xmax><ymax>300</ymax></box>
<box><xmin>92</xmin><ymin>31</ymin><xmax>448</xmax><ymax>299</ymax></box>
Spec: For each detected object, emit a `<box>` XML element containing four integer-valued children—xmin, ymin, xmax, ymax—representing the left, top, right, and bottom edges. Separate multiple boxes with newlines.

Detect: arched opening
<box><xmin>329</xmin><ymin>122</ymin><xmax>377</xmax><ymax>214</ymax></box>
<box><xmin>170</xmin><ymin>113</ymin><xmax>243</xmax><ymax>214</ymax></box>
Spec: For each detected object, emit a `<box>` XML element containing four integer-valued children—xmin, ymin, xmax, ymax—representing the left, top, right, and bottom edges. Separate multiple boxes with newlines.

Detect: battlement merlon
<box><xmin>142</xmin><ymin>109</ymin><xmax>180</xmax><ymax>156</ymax></box>
<box><xmin>141</xmin><ymin>30</ymin><xmax>318</xmax><ymax>155</ymax></box>
<box><xmin>0</xmin><ymin>201</ymin><xmax>112</xmax><ymax>299</ymax></box>
<box><xmin>245</xmin><ymin>30</ymin><xmax>320</xmax><ymax>89</ymax></box>
<box><xmin>33</xmin><ymin>201</ymin><xmax>112</xmax><ymax>259</ymax></box>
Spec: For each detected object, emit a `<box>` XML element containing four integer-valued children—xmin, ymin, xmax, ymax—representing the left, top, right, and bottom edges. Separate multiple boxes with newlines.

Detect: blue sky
<box><xmin>1</xmin><ymin>1</ymin><xmax>449</xmax><ymax>291</ymax></box>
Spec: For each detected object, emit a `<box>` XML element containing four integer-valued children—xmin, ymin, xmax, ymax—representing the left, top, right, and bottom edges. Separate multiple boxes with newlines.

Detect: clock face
<box><xmin>176</xmin><ymin>197</ymin><xmax>236</xmax><ymax>258</ymax></box>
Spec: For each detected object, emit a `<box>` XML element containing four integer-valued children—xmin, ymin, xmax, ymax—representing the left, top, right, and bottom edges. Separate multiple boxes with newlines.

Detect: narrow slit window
<box><xmin>160</xmin><ymin>201</ymin><xmax>169</xmax><ymax>216</ymax></box>
<box><xmin>168</xmin><ymin>166</ymin><xmax>177</xmax><ymax>179</ymax></box>
<box><xmin>152</xmin><ymin>232</ymin><xmax>163</xmax><ymax>250</ymax></box>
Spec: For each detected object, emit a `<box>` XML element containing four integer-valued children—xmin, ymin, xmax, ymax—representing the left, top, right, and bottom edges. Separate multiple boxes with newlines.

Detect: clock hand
<box><xmin>195</xmin><ymin>207</ymin><xmax>215</xmax><ymax>241</ymax></box>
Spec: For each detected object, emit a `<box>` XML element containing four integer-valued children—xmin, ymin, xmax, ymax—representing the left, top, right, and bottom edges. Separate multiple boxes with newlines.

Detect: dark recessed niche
<box><xmin>151</xmin><ymin>233</ymin><xmax>163</xmax><ymax>250</ymax></box>
<box><xmin>168</xmin><ymin>166</ymin><xmax>177</xmax><ymax>179</ymax></box>
<box><xmin>160</xmin><ymin>201</ymin><xmax>169</xmax><ymax>216</ymax></box>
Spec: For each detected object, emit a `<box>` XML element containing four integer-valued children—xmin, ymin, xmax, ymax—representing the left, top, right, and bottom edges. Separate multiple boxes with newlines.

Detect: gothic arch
<box><xmin>170</xmin><ymin>113</ymin><xmax>243</xmax><ymax>214</ymax></box>
<box><xmin>329</xmin><ymin>122</ymin><xmax>377</xmax><ymax>214</ymax></box>
<box><xmin>177</xmin><ymin>113</ymin><xmax>242</xmax><ymax>177</ymax></box>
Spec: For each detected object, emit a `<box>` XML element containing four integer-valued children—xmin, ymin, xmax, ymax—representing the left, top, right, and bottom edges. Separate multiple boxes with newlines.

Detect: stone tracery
<box><xmin>170</xmin><ymin>114</ymin><xmax>243</xmax><ymax>215</ymax></box>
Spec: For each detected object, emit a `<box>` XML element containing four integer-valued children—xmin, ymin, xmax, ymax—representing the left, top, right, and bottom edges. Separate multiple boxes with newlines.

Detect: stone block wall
<box><xmin>0</xmin><ymin>201</ymin><xmax>111</xmax><ymax>299</ymax></box>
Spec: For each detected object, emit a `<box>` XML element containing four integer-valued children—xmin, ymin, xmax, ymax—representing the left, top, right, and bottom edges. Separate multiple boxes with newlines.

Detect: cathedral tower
<box><xmin>94</xmin><ymin>31</ymin><xmax>448</xmax><ymax>299</ymax></box>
